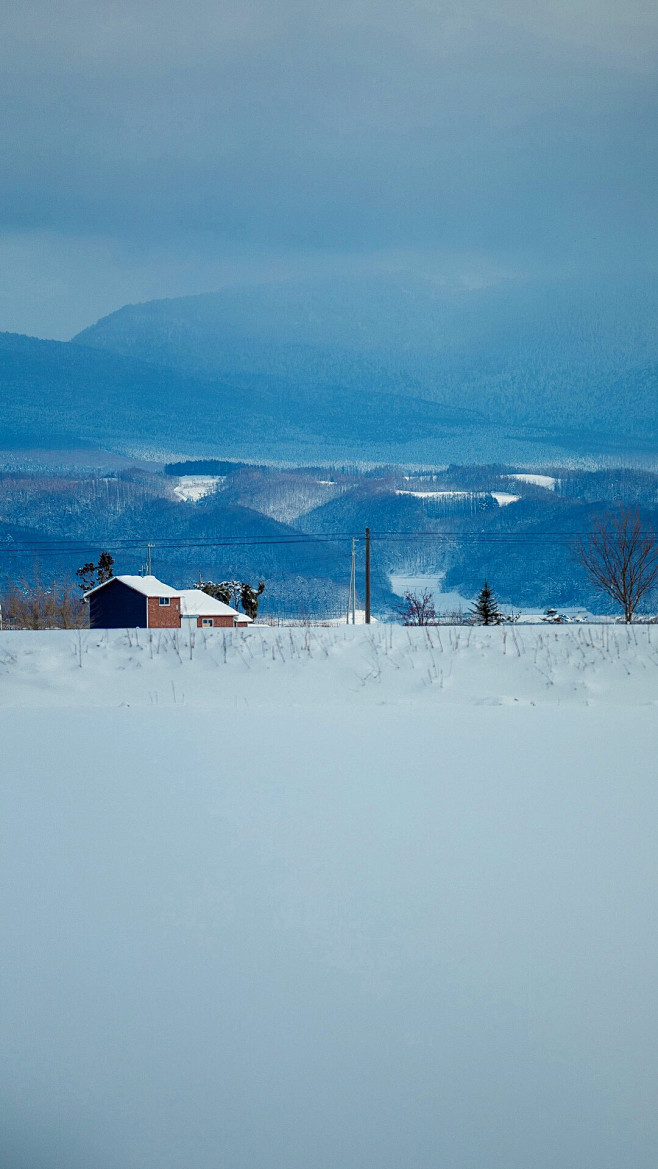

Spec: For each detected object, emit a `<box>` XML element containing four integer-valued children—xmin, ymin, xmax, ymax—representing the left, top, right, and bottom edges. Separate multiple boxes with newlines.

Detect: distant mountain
<box><xmin>73</xmin><ymin>272</ymin><xmax>658</xmax><ymax>453</ymax></box>
<box><xmin>0</xmin><ymin>330</ymin><xmax>484</xmax><ymax>460</ymax></box>
<box><xmin>0</xmin><ymin>332</ymin><xmax>213</xmax><ymax>451</ymax></box>
<box><xmin>3</xmin><ymin>272</ymin><xmax>658</xmax><ymax>464</ymax></box>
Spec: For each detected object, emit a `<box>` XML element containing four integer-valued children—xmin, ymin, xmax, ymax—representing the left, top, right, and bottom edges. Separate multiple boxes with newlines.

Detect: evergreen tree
<box><xmin>241</xmin><ymin>580</ymin><xmax>265</xmax><ymax>620</ymax></box>
<box><xmin>97</xmin><ymin>551</ymin><xmax>114</xmax><ymax>582</ymax></box>
<box><xmin>197</xmin><ymin>579</ymin><xmax>241</xmax><ymax>606</ymax></box>
<box><xmin>470</xmin><ymin>579</ymin><xmax>503</xmax><ymax>625</ymax></box>
<box><xmin>76</xmin><ymin>552</ymin><xmax>114</xmax><ymax>592</ymax></box>
<box><xmin>196</xmin><ymin>578</ymin><xmax>265</xmax><ymax>618</ymax></box>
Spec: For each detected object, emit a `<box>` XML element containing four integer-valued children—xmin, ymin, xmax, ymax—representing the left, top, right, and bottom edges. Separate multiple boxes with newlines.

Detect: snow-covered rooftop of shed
<box><xmin>84</xmin><ymin>575</ymin><xmax>180</xmax><ymax>599</ymax></box>
<box><xmin>179</xmin><ymin>589</ymin><xmax>252</xmax><ymax>620</ymax></box>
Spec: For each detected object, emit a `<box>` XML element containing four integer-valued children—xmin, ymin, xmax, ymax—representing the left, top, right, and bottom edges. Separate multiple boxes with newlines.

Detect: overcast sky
<box><xmin>1</xmin><ymin>0</ymin><xmax>657</xmax><ymax>338</ymax></box>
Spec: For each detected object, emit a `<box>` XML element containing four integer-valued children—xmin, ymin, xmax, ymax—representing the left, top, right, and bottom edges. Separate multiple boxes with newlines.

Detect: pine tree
<box><xmin>197</xmin><ymin>580</ymin><xmax>241</xmax><ymax>606</ymax></box>
<box><xmin>97</xmin><ymin>551</ymin><xmax>114</xmax><ymax>583</ymax></box>
<box><xmin>196</xmin><ymin>578</ymin><xmax>265</xmax><ymax>618</ymax></box>
<box><xmin>76</xmin><ymin>552</ymin><xmax>114</xmax><ymax>592</ymax></box>
<box><xmin>241</xmin><ymin>580</ymin><xmax>265</xmax><ymax>620</ymax></box>
<box><xmin>470</xmin><ymin>579</ymin><xmax>503</xmax><ymax>625</ymax></box>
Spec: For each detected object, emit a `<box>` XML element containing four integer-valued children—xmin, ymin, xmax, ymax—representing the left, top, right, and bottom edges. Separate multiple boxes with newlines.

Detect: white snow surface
<box><xmin>173</xmin><ymin>475</ymin><xmax>221</xmax><ymax>502</ymax></box>
<box><xmin>84</xmin><ymin>574</ymin><xmax>180</xmax><ymax>599</ymax></box>
<box><xmin>178</xmin><ymin>588</ymin><xmax>248</xmax><ymax>620</ymax></box>
<box><xmin>396</xmin><ymin>489</ymin><xmax>521</xmax><ymax>506</ymax></box>
<box><xmin>509</xmin><ymin>472</ymin><xmax>558</xmax><ymax>490</ymax></box>
<box><xmin>395</xmin><ymin>489</ymin><xmax>473</xmax><ymax>498</ymax></box>
<box><xmin>389</xmin><ymin>571</ymin><xmax>473</xmax><ymax>612</ymax></box>
<box><xmin>2</xmin><ymin>626</ymin><xmax>658</xmax><ymax>1169</ymax></box>
<box><xmin>3</xmin><ymin>624</ymin><xmax>658</xmax><ymax>707</ymax></box>
<box><xmin>491</xmin><ymin>490</ymin><xmax>521</xmax><ymax>506</ymax></box>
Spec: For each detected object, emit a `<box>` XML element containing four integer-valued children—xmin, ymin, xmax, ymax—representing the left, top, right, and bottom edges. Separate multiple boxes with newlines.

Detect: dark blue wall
<box><xmin>89</xmin><ymin>579</ymin><xmax>147</xmax><ymax>628</ymax></box>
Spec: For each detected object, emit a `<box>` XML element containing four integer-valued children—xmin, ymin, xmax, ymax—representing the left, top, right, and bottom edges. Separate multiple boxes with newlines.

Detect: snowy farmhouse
<box><xmin>84</xmin><ymin>575</ymin><xmax>252</xmax><ymax>630</ymax></box>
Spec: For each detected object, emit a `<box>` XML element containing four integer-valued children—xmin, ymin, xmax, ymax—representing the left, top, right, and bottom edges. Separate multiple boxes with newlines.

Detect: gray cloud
<box><xmin>1</xmin><ymin>0</ymin><xmax>657</xmax><ymax>336</ymax></box>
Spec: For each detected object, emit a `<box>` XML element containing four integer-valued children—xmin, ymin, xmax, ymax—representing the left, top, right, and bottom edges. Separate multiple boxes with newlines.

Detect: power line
<box><xmin>0</xmin><ymin>531</ymin><xmax>630</xmax><ymax>548</ymax></box>
<box><xmin>0</xmin><ymin>529</ymin><xmax>653</xmax><ymax>559</ymax></box>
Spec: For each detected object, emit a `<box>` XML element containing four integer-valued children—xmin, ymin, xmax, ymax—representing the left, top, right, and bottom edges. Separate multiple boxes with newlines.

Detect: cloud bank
<box><xmin>1</xmin><ymin>0</ymin><xmax>657</xmax><ymax>336</ymax></box>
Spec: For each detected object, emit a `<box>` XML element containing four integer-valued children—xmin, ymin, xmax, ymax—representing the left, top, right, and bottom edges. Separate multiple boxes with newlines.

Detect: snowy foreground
<box><xmin>2</xmin><ymin>622</ymin><xmax>658</xmax><ymax>707</ymax></box>
<box><xmin>2</xmin><ymin>627</ymin><xmax>658</xmax><ymax>1169</ymax></box>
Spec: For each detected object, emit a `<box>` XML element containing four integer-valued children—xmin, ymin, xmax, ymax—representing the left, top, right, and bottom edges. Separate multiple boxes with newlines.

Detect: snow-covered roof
<box><xmin>179</xmin><ymin>589</ymin><xmax>253</xmax><ymax>621</ymax></box>
<box><xmin>83</xmin><ymin>575</ymin><xmax>180</xmax><ymax>600</ymax></box>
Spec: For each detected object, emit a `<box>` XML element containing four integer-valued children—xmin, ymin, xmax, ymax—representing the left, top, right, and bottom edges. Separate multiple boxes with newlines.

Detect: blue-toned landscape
<box><xmin>2</xmin><ymin>3</ymin><xmax>658</xmax><ymax>1168</ymax></box>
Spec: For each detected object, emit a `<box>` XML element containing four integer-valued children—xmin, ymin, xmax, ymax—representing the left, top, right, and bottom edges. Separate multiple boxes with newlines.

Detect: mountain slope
<box><xmin>72</xmin><ymin>272</ymin><xmax>658</xmax><ymax>450</ymax></box>
<box><xmin>0</xmin><ymin>331</ymin><xmax>484</xmax><ymax>458</ymax></box>
<box><xmin>0</xmin><ymin>332</ymin><xmax>217</xmax><ymax>450</ymax></box>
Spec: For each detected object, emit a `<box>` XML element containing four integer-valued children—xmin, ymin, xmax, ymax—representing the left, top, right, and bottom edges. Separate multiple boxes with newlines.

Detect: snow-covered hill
<box><xmin>2</xmin><ymin>626</ymin><xmax>657</xmax><ymax>1169</ymax></box>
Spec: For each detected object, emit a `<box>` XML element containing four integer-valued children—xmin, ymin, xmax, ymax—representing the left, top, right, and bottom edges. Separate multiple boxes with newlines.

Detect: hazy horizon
<box><xmin>2</xmin><ymin>0</ymin><xmax>657</xmax><ymax>339</ymax></box>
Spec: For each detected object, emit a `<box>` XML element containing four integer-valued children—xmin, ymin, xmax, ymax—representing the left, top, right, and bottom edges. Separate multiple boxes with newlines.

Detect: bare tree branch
<box><xmin>398</xmin><ymin>591</ymin><xmax>437</xmax><ymax>625</ymax></box>
<box><xmin>575</xmin><ymin>507</ymin><xmax>658</xmax><ymax>621</ymax></box>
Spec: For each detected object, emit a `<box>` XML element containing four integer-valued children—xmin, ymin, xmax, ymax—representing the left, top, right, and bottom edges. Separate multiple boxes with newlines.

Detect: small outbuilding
<box><xmin>179</xmin><ymin>589</ymin><xmax>252</xmax><ymax>629</ymax></box>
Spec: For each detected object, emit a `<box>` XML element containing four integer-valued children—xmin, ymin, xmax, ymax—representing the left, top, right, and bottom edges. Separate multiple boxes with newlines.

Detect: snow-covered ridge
<box><xmin>1</xmin><ymin>625</ymin><xmax>657</xmax><ymax>708</ymax></box>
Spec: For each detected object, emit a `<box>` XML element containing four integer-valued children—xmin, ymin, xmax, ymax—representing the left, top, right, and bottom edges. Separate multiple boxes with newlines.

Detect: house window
<box><xmin>202</xmin><ymin>618</ymin><xmax>213</xmax><ymax>627</ymax></box>
<box><xmin>159</xmin><ymin>597</ymin><xmax>170</xmax><ymax>606</ymax></box>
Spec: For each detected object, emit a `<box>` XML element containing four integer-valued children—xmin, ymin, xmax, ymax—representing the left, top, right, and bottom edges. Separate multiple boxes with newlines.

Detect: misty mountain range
<box><xmin>2</xmin><ymin>272</ymin><xmax>658</xmax><ymax>463</ymax></box>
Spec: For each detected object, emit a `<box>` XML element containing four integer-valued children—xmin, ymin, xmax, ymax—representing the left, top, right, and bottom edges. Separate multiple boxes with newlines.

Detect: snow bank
<box><xmin>1</xmin><ymin>624</ymin><xmax>657</xmax><ymax>708</ymax></box>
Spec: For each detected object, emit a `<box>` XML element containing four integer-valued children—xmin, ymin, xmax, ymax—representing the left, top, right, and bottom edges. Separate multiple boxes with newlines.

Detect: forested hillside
<box><xmin>2</xmin><ymin>461</ymin><xmax>658</xmax><ymax>618</ymax></box>
<box><xmin>0</xmin><ymin>331</ymin><xmax>485</xmax><ymax>462</ymax></box>
<box><xmin>73</xmin><ymin>272</ymin><xmax>658</xmax><ymax>452</ymax></box>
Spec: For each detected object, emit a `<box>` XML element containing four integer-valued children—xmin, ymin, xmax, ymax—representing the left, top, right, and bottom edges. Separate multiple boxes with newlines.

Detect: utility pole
<box><xmin>347</xmin><ymin>537</ymin><xmax>357</xmax><ymax>624</ymax></box>
<box><xmin>364</xmin><ymin>526</ymin><xmax>371</xmax><ymax>624</ymax></box>
<box><xmin>146</xmin><ymin>543</ymin><xmax>153</xmax><ymax>575</ymax></box>
<box><xmin>352</xmin><ymin>538</ymin><xmax>356</xmax><ymax>624</ymax></box>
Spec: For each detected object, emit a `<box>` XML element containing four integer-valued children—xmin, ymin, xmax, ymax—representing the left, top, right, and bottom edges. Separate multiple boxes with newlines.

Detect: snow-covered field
<box><xmin>508</xmin><ymin>472</ymin><xmax>558</xmax><ymax>490</ymax></box>
<box><xmin>172</xmin><ymin>474</ymin><xmax>222</xmax><ymax>502</ymax></box>
<box><xmin>2</xmin><ymin>627</ymin><xmax>657</xmax><ymax>1169</ymax></box>
<box><xmin>1</xmin><ymin>624</ymin><xmax>658</xmax><ymax>707</ymax></box>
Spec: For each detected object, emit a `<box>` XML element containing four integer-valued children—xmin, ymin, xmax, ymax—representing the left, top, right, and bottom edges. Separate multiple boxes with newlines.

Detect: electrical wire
<box><xmin>0</xmin><ymin>528</ymin><xmax>636</xmax><ymax>559</ymax></box>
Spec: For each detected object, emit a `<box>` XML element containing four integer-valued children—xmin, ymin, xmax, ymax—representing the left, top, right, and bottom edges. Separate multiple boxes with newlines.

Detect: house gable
<box><xmin>88</xmin><ymin>578</ymin><xmax>147</xmax><ymax>628</ymax></box>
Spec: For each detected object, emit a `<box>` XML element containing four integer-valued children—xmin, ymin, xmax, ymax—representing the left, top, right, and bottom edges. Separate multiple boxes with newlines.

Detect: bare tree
<box><xmin>575</xmin><ymin>507</ymin><xmax>658</xmax><ymax>622</ymax></box>
<box><xmin>398</xmin><ymin>590</ymin><xmax>437</xmax><ymax>625</ymax></box>
<box><xmin>1</xmin><ymin>578</ymin><xmax>87</xmax><ymax>629</ymax></box>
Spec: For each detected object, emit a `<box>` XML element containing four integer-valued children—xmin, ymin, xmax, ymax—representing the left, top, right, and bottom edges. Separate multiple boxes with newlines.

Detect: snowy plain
<box><xmin>2</xmin><ymin>626</ymin><xmax>658</xmax><ymax>1169</ymax></box>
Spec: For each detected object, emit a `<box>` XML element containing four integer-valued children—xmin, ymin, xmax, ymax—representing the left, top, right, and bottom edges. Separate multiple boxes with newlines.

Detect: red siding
<box><xmin>197</xmin><ymin>615</ymin><xmax>236</xmax><ymax>628</ymax></box>
<box><xmin>147</xmin><ymin>596</ymin><xmax>181</xmax><ymax>628</ymax></box>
